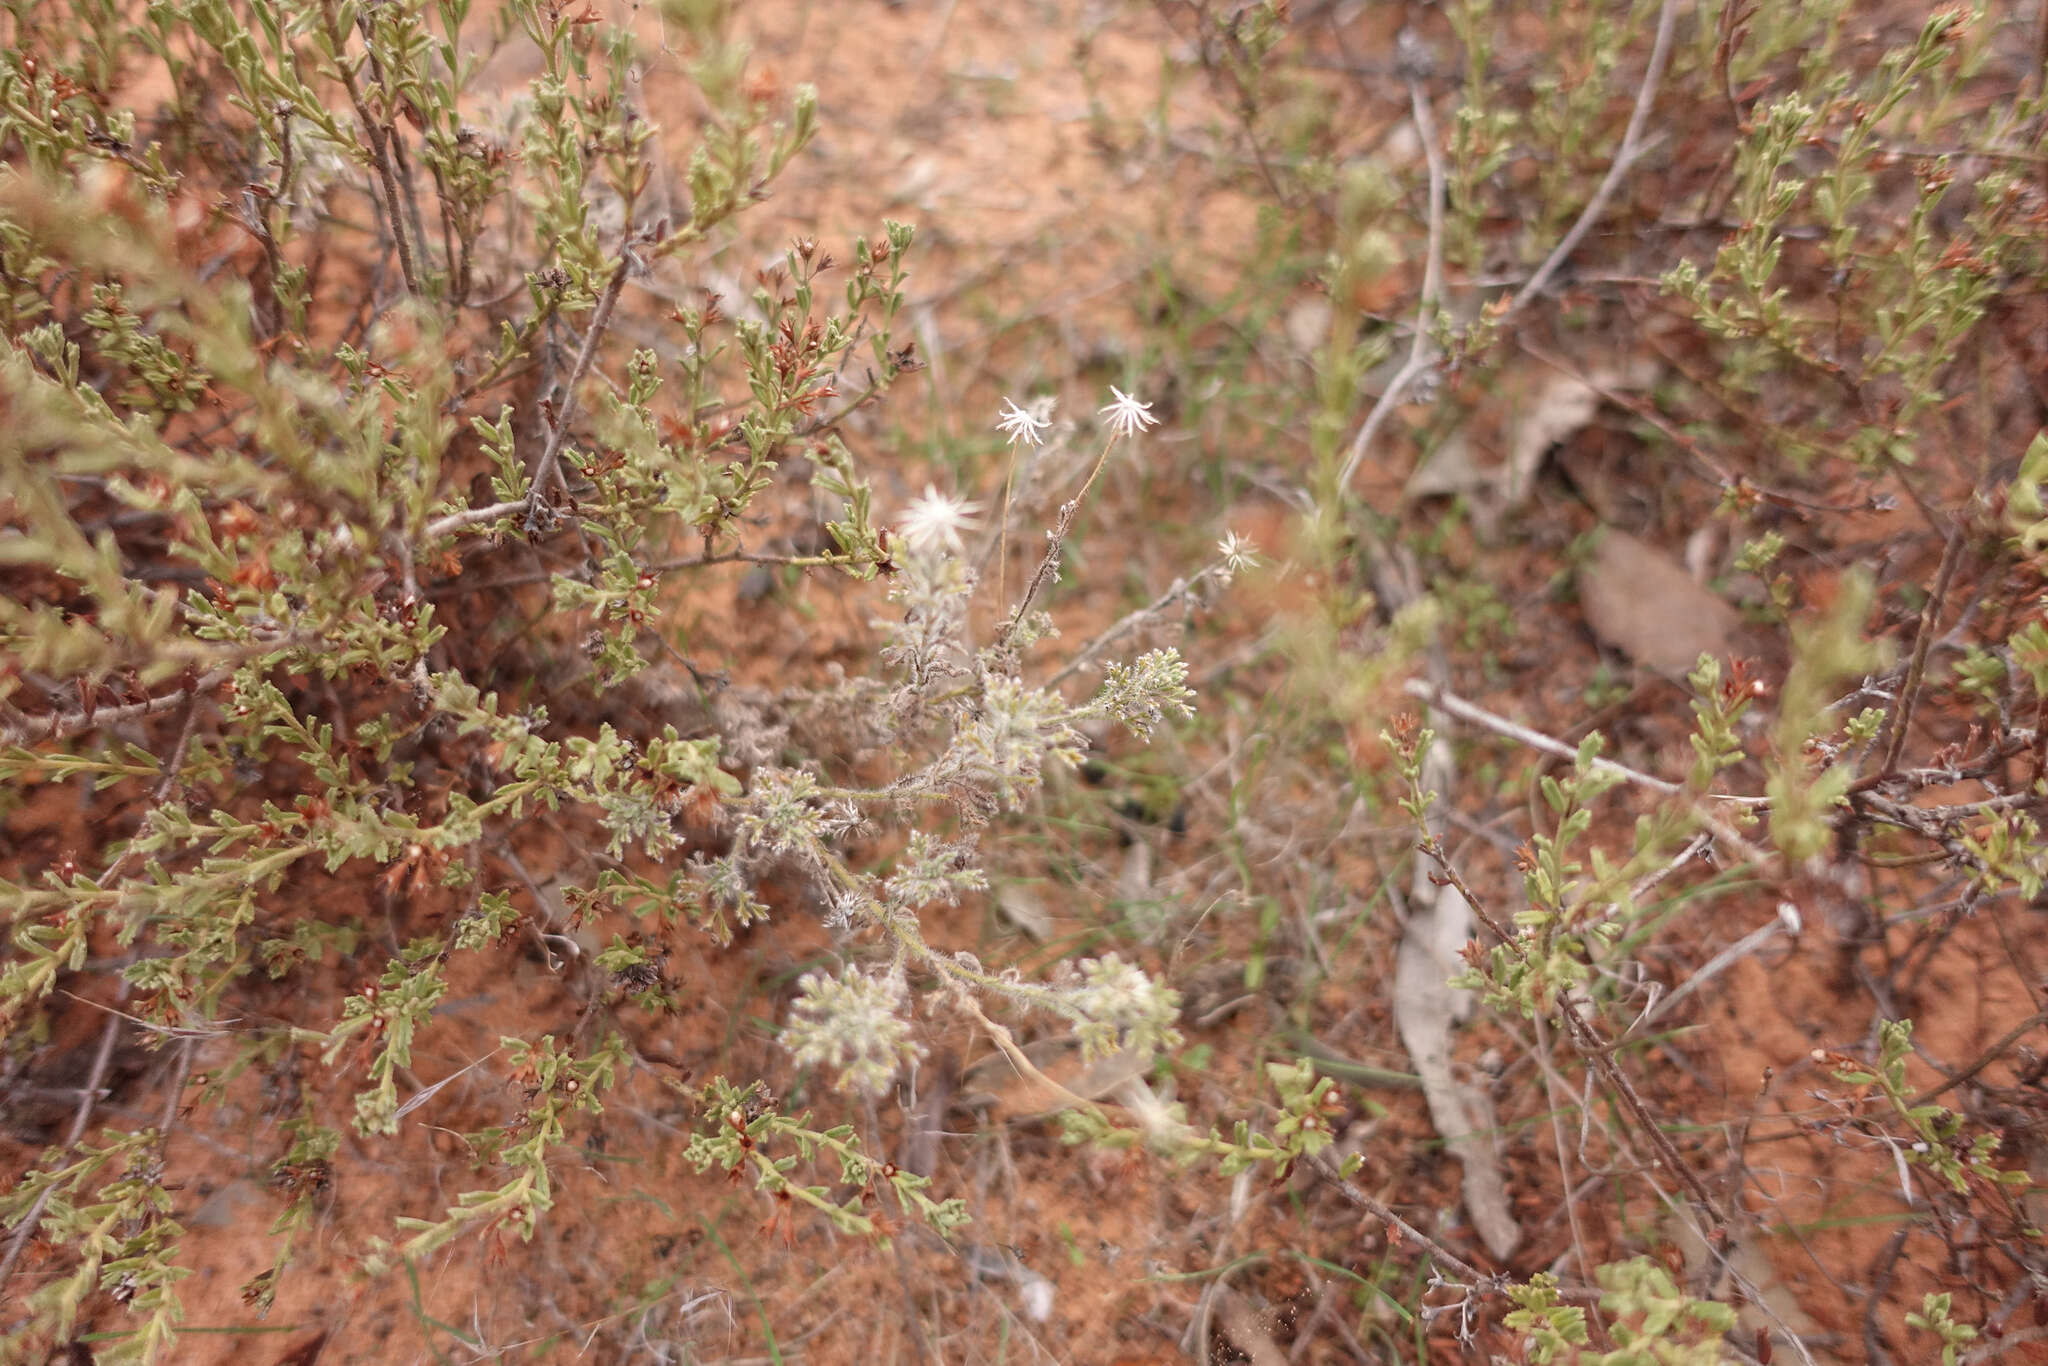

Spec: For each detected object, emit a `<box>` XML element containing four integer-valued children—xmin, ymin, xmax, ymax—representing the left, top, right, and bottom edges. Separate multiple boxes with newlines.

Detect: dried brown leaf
<box><xmin>1577</xmin><ymin>527</ymin><xmax>1742</xmax><ymax>678</ymax></box>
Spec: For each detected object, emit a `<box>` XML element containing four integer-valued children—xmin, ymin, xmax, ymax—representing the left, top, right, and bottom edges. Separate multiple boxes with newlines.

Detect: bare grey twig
<box><xmin>1305</xmin><ymin>1153</ymin><xmax>1495</xmax><ymax>1285</ymax></box>
<box><xmin>0</xmin><ymin>1009</ymin><xmax>124</xmax><ymax>1292</ymax></box>
<box><xmin>1505</xmin><ymin>0</ymin><xmax>1682</xmax><ymax>317</ymax></box>
<box><xmin>422</xmin><ymin>497</ymin><xmax>532</xmax><ymax>543</ymax></box>
<box><xmin>1337</xmin><ymin>76</ymin><xmax>1446</xmax><ymax>493</ymax></box>
<box><xmin>1905</xmin><ymin>1009</ymin><xmax>2048</xmax><ymax>1110</ymax></box>
<box><xmin>1340</xmin><ymin>0</ymin><xmax>1678</xmax><ymax>493</ymax></box>
<box><xmin>320</xmin><ymin>0</ymin><xmax>422</xmax><ymax>297</ymax></box>
<box><xmin>995</xmin><ymin>438</ymin><xmax>1118</xmax><ymax>653</ymax></box>
<box><xmin>525</xmin><ymin>257</ymin><xmax>635</xmax><ymax>518</ymax></box>
<box><xmin>1047</xmin><ymin>568</ymin><xmax>1219</xmax><ymax>688</ymax></box>
<box><xmin>1</xmin><ymin>668</ymin><xmax>232</xmax><ymax>748</ymax></box>
<box><xmin>1874</xmin><ymin>524</ymin><xmax>1965</xmax><ymax>777</ymax></box>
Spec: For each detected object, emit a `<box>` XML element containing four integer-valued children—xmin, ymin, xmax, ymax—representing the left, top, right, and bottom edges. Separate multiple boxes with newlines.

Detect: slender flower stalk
<box><xmin>995</xmin><ymin>387</ymin><xmax>1155</xmax><ymax>649</ymax></box>
<box><xmin>994</xmin><ymin>396</ymin><xmax>1053</xmax><ymax>604</ymax></box>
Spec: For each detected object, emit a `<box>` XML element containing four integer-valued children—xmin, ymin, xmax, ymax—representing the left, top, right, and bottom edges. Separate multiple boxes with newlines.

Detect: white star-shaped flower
<box><xmin>898</xmin><ymin>484</ymin><xmax>984</xmax><ymax>555</ymax></box>
<box><xmin>1099</xmin><ymin>386</ymin><xmax>1157</xmax><ymax>439</ymax></box>
<box><xmin>996</xmin><ymin>397</ymin><xmax>1051</xmax><ymax>447</ymax></box>
<box><xmin>1215</xmin><ymin>531</ymin><xmax>1259</xmax><ymax>584</ymax></box>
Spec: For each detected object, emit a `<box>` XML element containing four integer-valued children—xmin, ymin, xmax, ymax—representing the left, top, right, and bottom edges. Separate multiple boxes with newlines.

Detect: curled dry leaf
<box><xmin>1404</xmin><ymin>361</ymin><xmax>1659</xmax><ymax>528</ymax></box>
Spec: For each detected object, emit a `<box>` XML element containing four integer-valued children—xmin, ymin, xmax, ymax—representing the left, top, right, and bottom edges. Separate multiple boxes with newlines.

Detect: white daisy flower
<box><xmin>1099</xmin><ymin>386</ymin><xmax>1158</xmax><ymax>439</ymax></box>
<box><xmin>1215</xmin><ymin>530</ymin><xmax>1259</xmax><ymax>584</ymax></box>
<box><xmin>898</xmin><ymin>483</ymin><xmax>984</xmax><ymax>555</ymax></box>
<box><xmin>996</xmin><ymin>397</ymin><xmax>1051</xmax><ymax>447</ymax></box>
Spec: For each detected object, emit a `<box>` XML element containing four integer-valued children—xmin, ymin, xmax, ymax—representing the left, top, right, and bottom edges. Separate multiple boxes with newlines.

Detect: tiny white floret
<box><xmin>996</xmin><ymin>397</ymin><xmax>1051</xmax><ymax>447</ymax></box>
<box><xmin>1215</xmin><ymin>531</ymin><xmax>1259</xmax><ymax>583</ymax></box>
<box><xmin>1099</xmin><ymin>386</ymin><xmax>1158</xmax><ymax>439</ymax></box>
<box><xmin>898</xmin><ymin>483</ymin><xmax>984</xmax><ymax>554</ymax></box>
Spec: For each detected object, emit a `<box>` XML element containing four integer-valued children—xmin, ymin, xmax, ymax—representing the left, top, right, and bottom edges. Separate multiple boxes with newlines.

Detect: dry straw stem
<box><xmin>958</xmin><ymin>997</ymin><xmax>1107</xmax><ymax>1120</ymax></box>
<box><xmin>1529</xmin><ymin>1013</ymin><xmax>1598</xmax><ymax>1283</ymax></box>
<box><xmin>1636</xmin><ymin>911</ymin><xmax>1796</xmax><ymax>1030</ymax></box>
<box><xmin>1046</xmin><ymin>566</ymin><xmax>1221</xmax><ymax>688</ymax></box>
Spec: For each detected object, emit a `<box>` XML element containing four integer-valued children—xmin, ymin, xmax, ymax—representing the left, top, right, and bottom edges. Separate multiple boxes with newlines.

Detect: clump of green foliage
<box><xmin>0</xmin><ymin>0</ymin><xmax>1221</xmax><ymax>1357</ymax></box>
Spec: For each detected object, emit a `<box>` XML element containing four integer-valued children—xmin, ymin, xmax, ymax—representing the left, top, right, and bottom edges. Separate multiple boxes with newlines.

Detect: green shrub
<box><xmin>0</xmin><ymin>2</ymin><xmax>1222</xmax><ymax>1356</ymax></box>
